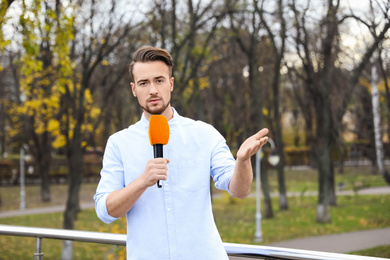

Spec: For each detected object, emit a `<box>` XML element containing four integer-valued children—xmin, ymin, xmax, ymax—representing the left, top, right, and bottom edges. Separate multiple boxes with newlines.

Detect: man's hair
<box><xmin>129</xmin><ymin>46</ymin><xmax>174</xmax><ymax>82</ymax></box>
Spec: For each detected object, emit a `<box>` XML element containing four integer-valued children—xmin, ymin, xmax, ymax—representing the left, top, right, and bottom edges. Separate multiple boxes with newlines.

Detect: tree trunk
<box><xmin>0</xmin><ymin>102</ymin><xmax>5</xmax><ymax>157</ymax></box>
<box><xmin>64</xmin><ymin>139</ymin><xmax>83</xmax><ymax>224</ymax></box>
<box><xmin>37</xmin><ymin>131</ymin><xmax>52</xmax><ymax>202</ymax></box>
<box><xmin>249</xmin><ymin>49</ymin><xmax>274</xmax><ymax>218</ymax></box>
<box><xmin>62</xmin><ymin>127</ymin><xmax>83</xmax><ymax>260</ymax></box>
<box><xmin>260</xmin><ymin>158</ymin><xmax>273</xmax><ymax>218</ymax></box>
<box><xmin>329</xmin><ymin>164</ymin><xmax>337</xmax><ymax>206</ymax></box>
<box><xmin>316</xmin><ymin>142</ymin><xmax>332</xmax><ymax>223</ymax></box>
<box><xmin>371</xmin><ymin>59</ymin><xmax>390</xmax><ymax>185</ymax></box>
<box><xmin>378</xmin><ymin>52</ymin><xmax>390</xmax><ymax>147</ymax></box>
<box><xmin>38</xmin><ymin>156</ymin><xmax>52</xmax><ymax>202</ymax></box>
<box><xmin>273</xmin><ymin>67</ymin><xmax>288</xmax><ymax>211</ymax></box>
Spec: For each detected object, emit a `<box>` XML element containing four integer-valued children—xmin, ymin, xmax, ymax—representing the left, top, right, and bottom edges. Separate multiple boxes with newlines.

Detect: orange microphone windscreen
<box><xmin>148</xmin><ymin>115</ymin><xmax>170</xmax><ymax>145</ymax></box>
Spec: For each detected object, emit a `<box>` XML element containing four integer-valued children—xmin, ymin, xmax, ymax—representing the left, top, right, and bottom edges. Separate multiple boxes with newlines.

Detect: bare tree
<box><xmin>59</xmin><ymin>1</ymin><xmax>142</xmax><ymax>258</ymax></box>
<box><xmin>371</xmin><ymin>53</ymin><xmax>388</xmax><ymax>183</ymax></box>
<box><xmin>148</xmin><ymin>0</ymin><xmax>228</xmax><ymax>119</ymax></box>
<box><xmin>288</xmin><ymin>0</ymin><xmax>390</xmax><ymax>223</ymax></box>
<box><xmin>257</xmin><ymin>0</ymin><xmax>289</xmax><ymax>210</ymax></box>
<box><xmin>227</xmin><ymin>0</ymin><xmax>274</xmax><ymax>218</ymax></box>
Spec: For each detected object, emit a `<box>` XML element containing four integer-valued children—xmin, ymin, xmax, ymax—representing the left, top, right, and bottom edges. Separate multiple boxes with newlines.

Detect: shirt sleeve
<box><xmin>208</xmin><ymin>126</ymin><xmax>236</xmax><ymax>195</ymax></box>
<box><xmin>94</xmin><ymin>135</ymin><xmax>124</xmax><ymax>224</ymax></box>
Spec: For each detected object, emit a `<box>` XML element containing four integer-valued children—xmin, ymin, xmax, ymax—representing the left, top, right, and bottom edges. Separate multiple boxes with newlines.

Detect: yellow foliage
<box><xmin>90</xmin><ymin>107</ymin><xmax>101</xmax><ymax>119</ymax></box>
<box><xmin>360</xmin><ymin>76</ymin><xmax>390</xmax><ymax>94</ymax></box>
<box><xmin>47</xmin><ymin>119</ymin><xmax>60</xmax><ymax>132</ymax></box>
<box><xmin>81</xmin><ymin>123</ymin><xmax>93</xmax><ymax>133</ymax></box>
<box><xmin>52</xmin><ymin>135</ymin><xmax>66</xmax><ymax>149</ymax></box>
<box><xmin>35</xmin><ymin>120</ymin><xmax>46</xmax><ymax>135</ymax></box>
<box><xmin>17</xmin><ymin>106</ymin><xmax>28</xmax><ymax>114</ymax></box>
<box><xmin>9</xmin><ymin>128</ymin><xmax>19</xmax><ymax>138</ymax></box>
<box><xmin>263</xmin><ymin>108</ymin><xmax>269</xmax><ymax>116</ymax></box>
<box><xmin>199</xmin><ymin>76</ymin><xmax>209</xmax><ymax>90</ymax></box>
<box><xmin>84</xmin><ymin>88</ymin><xmax>93</xmax><ymax>104</ymax></box>
<box><xmin>38</xmin><ymin>78</ymin><xmax>51</xmax><ymax>86</ymax></box>
<box><xmin>10</xmin><ymin>0</ymin><xmax>106</xmax><ymax>152</ymax></box>
<box><xmin>101</xmin><ymin>60</ymin><xmax>109</xmax><ymax>66</ymax></box>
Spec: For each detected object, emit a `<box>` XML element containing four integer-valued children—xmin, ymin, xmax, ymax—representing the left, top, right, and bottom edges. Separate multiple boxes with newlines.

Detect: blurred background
<box><xmin>0</xmin><ymin>0</ymin><xmax>390</xmax><ymax>259</ymax></box>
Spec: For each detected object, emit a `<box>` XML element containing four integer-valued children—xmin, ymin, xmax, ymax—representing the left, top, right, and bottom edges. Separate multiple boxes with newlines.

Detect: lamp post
<box><xmin>254</xmin><ymin>137</ymin><xmax>279</xmax><ymax>242</ymax></box>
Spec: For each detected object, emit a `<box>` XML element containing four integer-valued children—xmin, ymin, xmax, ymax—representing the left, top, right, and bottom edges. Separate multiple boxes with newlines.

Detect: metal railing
<box><xmin>0</xmin><ymin>224</ymin><xmax>386</xmax><ymax>260</ymax></box>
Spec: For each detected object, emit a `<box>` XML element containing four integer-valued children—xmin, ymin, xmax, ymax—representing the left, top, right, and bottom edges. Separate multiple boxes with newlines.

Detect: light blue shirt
<box><xmin>94</xmin><ymin>108</ymin><xmax>235</xmax><ymax>259</ymax></box>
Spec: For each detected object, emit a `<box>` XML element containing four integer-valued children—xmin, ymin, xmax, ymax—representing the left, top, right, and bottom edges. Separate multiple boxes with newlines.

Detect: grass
<box><xmin>351</xmin><ymin>246</ymin><xmax>390</xmax><ymax>258</ymax></box>
<box><xmin>0</xmin><ymin>182</ymin><xmax>98</xmax><ymax>211</ymax></box>
<box><xmin>0</xmin><ymin>210</ymin><xmax>127</xmax><ymax>259</ymax></box>
<box><xmin>0</xmin><ymin>166</ymin><xmax>389</xmax><ymax>258</ymax></box>
<box><xmin>251</xmin><ymin>165</ymin><xmax>388</xmax><ymax>194</ymax></box>
<box><xmin>213</xmin><ymin>194</ymin><xmax>390</xmax><ymax>245</ymax></box>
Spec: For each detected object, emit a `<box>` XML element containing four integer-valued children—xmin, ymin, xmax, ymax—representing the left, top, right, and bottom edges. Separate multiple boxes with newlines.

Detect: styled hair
<box><xmin>129</xmin><ymin>46</ymin><xmax>174</xmax><ymax>82</ymax></box>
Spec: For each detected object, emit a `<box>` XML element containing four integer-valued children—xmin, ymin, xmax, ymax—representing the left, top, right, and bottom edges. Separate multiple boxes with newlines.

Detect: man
<box><xmin>94</xmin><ymin>46</ymin><xmax>269</xmax><ymax>259</ymax></box>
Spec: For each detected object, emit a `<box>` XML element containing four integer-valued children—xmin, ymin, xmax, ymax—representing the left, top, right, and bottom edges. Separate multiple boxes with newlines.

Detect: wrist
<box><xmin>135</xmin><ymin>175</ymin><xmax>151</xmax><ymax>190</ymax></box>
<box><xmin>236</xmin><ymin>156</ymin><xmax>250</xmax><ymax>163</ymax></box>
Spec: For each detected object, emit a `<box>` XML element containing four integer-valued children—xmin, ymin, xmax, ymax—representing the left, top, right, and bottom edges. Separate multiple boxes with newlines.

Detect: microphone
<box><xmin>148</xmin><ymin>115</ymin><xmax>170</xmax><ymax>188</ymax></box>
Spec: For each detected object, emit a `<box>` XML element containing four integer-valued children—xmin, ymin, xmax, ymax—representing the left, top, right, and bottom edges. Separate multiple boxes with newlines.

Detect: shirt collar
<box><xmin>139</xmin><ymin>107</ymin><xmax>180</xmax><ymax>132</ymax></box>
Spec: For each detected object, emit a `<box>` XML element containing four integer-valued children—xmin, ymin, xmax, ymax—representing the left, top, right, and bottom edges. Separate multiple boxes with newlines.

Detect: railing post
<box><xmin>33</xmin><ymin>237</ymin><xmax>44</xmax><ymax>260</ymax></box>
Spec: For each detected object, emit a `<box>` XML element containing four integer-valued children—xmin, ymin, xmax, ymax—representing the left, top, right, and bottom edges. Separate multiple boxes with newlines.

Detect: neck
<box><xmin>145</xmin><ymin>105</ymin><xmax>173</xmax><ymax>121</ymax></box>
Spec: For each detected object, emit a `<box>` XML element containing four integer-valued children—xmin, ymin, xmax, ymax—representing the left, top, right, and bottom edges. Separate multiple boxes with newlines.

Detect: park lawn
<box><xmin>0</xmin><ymin>194</ymin><xmax>389</xmax><ymax>259</ymax></box>
<box><xmin>0</xmin><ymin>209</ymin><xmax>127</xmax><ymax>259</ymax></box>
<box><xmin>263</xmin><ymin>166</ymin><xmax>388</xmax><ymax>193</ymax></box>
<box><xmin>0</xmin><ymin>165</ymin><xmax>386</xmax><ymax>212</ymax></box>
<box><xmin>213</xmin><ymin>194</ymin><xmax>390</xmax><ymax>245</ymax></box>
<box><xmin>351</xmin><ymin>245</ymin><xmax>390</xmax><ymax>258</ymax></box>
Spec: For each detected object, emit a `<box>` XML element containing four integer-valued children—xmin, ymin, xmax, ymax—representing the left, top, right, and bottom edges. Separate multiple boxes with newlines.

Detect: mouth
<box><xmin>148</xmin><ymin>98</ymin><xmax>161</xmax><ymax>104</ymax></box>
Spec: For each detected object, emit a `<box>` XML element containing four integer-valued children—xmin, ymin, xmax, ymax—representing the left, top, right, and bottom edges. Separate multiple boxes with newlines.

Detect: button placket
<box><xmin>164</xmin><ymin>144</ymin><xmax>178</xmax><ymax>259</ymax></box>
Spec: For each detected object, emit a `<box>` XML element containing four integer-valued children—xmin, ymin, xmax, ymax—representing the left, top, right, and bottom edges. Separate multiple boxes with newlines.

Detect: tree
<box><xmin>371</xmin><ymin>54</ymin><xmax>389</xmax><ymax>183</ymax></box>
<box><xmin>227</xmin><ymin>0</ymin><xmax>274</xmax><ymax>218</ymax></box>
<box><xmin>378</xmin><ymin>47</ymin><xmax>390</xmax><ymax>144</ymax></box>
<box><xmin>257</xmin><ymin>0</ymin><xmax>288</xmax><ymax>210</ymax></box>
<box><xmin>288</xmin><ymin>0</ymin><xmax>390</xmax><ymax>223</ymax></box>
<box><xmin>0</xmin><ymin>0</ymin><xmax>14</xmax><ymax>70</ymax></box>
<box><xmin>3</xmin><ymin>0</ymin><xmax>75</xmax><ymax>202</ymax></box>
<box><xmin>148</xmin><ymin>0</ymin><xmax>228</xmax><ymax>120</ymax></box>
<box><xmin>59</xmin><ymin>1</ymin><xmax>141</xmax><ymax>258</ymax></box>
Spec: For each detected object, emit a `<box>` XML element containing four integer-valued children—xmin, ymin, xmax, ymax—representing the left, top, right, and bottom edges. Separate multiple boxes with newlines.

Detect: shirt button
<box><xmin>167</xmin><ymin>208</ymin><xmax>171</xmax><ymax>211</ymax></box>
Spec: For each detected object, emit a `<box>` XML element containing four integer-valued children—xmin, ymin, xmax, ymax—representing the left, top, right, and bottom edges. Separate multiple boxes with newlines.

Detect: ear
<box><xmin>170</xmin><ymin>77</ymin><xmax>174</xmax><ymax>92</ymax></box>
<box><xmin>130</xmin><ymin>82</ymin><xmax>136</xmax><ymax>97</ymax></box>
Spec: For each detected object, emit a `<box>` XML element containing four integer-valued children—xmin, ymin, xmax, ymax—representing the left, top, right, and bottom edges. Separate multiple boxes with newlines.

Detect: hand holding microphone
<box><xmin>148</xmin><ymin>115</ymin><xmax>170</xmax><ymax>188</ymax></box>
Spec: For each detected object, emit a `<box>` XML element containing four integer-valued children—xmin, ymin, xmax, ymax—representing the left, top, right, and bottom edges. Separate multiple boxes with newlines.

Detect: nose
<box><xmin>149</xmin><ymin>82</ymin><xmax>158</xmax><ymax>95</ymax></box>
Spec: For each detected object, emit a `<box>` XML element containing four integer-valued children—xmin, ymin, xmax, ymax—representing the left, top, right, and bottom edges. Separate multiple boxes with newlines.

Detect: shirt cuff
<box><xmin>95</xmin><ymin>193</ymin><xmax>120</xmax><ymax>224</ymax></box>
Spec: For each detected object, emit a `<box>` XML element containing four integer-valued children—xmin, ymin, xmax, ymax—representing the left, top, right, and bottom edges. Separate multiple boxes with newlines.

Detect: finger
<box><xmin>253</xmin><ymin>137</ymin><xmax>268</xmax><ymax>153</ymax></box>
<box><xmin>153</xmin><ymin>158</ymin><xmax>170</xmax><ymax>164</ymax></box>
<box><xmin>254</xmin><ymin>128</ymin><xmax>269</xmax><ymax>140</ymax></box>
<box><xmin>260</xmin><ymin>137</ymin><xmax>268</xmax><ymax>146</ymax></box>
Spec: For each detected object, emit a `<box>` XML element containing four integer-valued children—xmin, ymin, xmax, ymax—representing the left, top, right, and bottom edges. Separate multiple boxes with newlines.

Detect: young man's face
<box><xmin>131</xmin><ymin>61</ymin><xmax>174</xmax><ymax>119</ymax></box>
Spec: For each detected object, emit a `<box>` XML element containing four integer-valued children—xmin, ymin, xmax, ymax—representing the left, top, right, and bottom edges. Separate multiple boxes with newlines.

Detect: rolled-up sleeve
<box><xmin>209</xmin><ymin>128</ymin><xmax>236</xmax><ymax>195</ymax></box>
<box><xmin>94</xmin><ymin>136</ymin><xmax>124</xmax><ymax>224</ymax></box>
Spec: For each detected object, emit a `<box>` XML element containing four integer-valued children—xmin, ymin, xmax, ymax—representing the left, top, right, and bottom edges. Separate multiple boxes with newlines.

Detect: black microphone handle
<box><xmin>153</xmin><ymin>144</ymin><xmax>163</xmax><ymax>188</ymax></box>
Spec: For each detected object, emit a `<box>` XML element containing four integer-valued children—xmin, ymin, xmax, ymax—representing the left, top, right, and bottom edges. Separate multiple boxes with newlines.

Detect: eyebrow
<box><xmin>137</xmin><ymin>75</ymin><xmax>166</xmax><ymax>84</ymax></box>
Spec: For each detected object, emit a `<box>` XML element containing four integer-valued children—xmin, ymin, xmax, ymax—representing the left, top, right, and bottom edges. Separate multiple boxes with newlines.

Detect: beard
<box><xmin>140</xmin><ymin>97</ymin><xmax>171</xmax><ymax>115</ymax></box>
